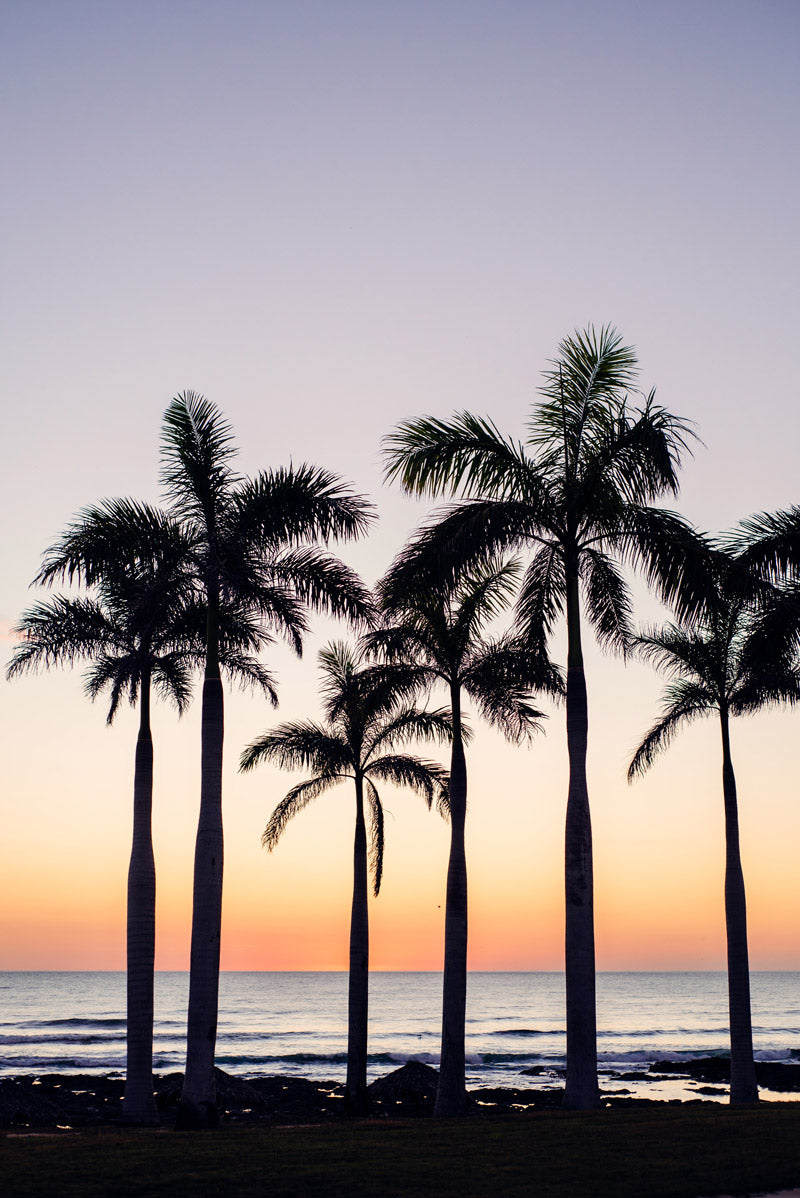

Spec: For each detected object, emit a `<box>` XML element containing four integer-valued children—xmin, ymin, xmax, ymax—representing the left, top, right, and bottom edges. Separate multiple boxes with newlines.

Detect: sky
<box><xmin>1</xmin><ymin>0</ymin><xmax>799</xmax><ymax>973</ymax></box>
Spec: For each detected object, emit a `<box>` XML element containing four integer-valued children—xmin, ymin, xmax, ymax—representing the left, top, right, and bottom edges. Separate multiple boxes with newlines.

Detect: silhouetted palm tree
<box><xmin>7</xmin><ymin>501</ymin><xmax>199</xmax><ymax>1124</ymax></box>
<box><xmin>628</xmin><ymin>550</ymin><xmax>800</xmax><ymax>1104</ymax></box>
<box><xmin>240</xmin><ymin>640</ymin><xmax>450</xmax><ymax>1113</ymax></box>
<box><xmin>160</xmin><ymin>392</ymin><xmax>374</xmax><ymax>1127</ymax></box>
<box><xmin>383</xmin><ymin>326</ymin><xmax>699</xmax><ymax>1107</ymax></box>
<box><xmin>368</xmin><ymin>557</ymin><xmax>561</xmax><ymax>1116</ymax></box>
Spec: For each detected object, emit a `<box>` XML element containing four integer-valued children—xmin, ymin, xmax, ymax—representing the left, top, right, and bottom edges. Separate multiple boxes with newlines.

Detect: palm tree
<box><xmin>383</xmin><ymin>326</ymin><xmax>700</xmax><ymax>1107</ymax></box>
<box><xmin>628</xmin><ymin>550</ymin><xmax>800</xmax><ymax>1104</ymax></box>
<box><xmin>160</xmin><ymin>392</ymin><xmax>374</xmax><ymax>1127</ymax></box>
<box><xmin>239</xmin><ymin>640</ymin><xmax>450</xmax><ymax>1113</ymax></box>
<box><xmin>367</xmin><ymin>557</ymin><xmax>560</xmax><ymax>1116</ymax></box>
<box><xmin>7</xmin><ymin>500</ymin><xmax>200</xmax><ymax>1125</ymax></box>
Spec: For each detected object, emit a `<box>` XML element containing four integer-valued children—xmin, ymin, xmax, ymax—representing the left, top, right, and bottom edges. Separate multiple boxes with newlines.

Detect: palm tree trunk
<box><xmin>562</xmin><ymin>562</ymin><xmax>599</xmax><ymax>1109</ymax></box>
<box><xmin>345</xmin><ymin>773</ymin><xmax>369</xmax><ymax>1114</ymax></box>
<box><xmin>122</xmin><ymin>672</ymin><xmax>159</xmax><ymax>1125</ymax></box>
<box><xmin>435</xmin><ymin>685</ymin><xmax>468</xmax><ymax>1117</ymax></box>
<box><xmin>178</xmin><ymin>594</ymin><xmax>225</xmax><ymax>1129</ymax></box>
<box><xmin>720</xmin><ymin>708</ymin><xmax>758</xmax><ymax>1104</ymax></box>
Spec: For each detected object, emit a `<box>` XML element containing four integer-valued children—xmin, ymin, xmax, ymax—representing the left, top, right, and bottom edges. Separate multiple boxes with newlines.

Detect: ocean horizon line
<box><xmin>3</xmin><ymin>967</ymin><xmax>798</xmax><ymax>975</ymax></box>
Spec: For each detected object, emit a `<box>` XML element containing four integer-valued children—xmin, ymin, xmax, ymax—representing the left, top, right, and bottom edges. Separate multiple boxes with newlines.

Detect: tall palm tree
<box><xmin>7</xmin><ymin>501</ymin><xmax>200</xmax><ymax>1124</ymax></box>
<box><xmin>367</xmin><ymin>556</ymin><xmax>560</xmax><ymax>1116</ymax></box>
<box><xmin>240</xmin><ymin>640</ymin><xmax>450</xmax><ymax>1113</ymax></box>
<box><xmin>383</xmin><ymin>326</ymin><xmax>700</xmax><ymax>1107</ymax></box>
<box><xmin>160</xmin><ymin>392</ymin><xmax>374</xmax><ymax>1127</ymax></box>
<box><xmin>628</xmin><ymin>550</ymin><xmax>800</xmax><ymax>1104</ymax></box>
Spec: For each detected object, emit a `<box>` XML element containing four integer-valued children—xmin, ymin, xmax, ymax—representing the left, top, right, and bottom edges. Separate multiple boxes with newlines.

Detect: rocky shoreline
<box><xmin>2</xmin><ymin>1058</ymin><xmax>800</xmax><ymax>1130</ymax></box>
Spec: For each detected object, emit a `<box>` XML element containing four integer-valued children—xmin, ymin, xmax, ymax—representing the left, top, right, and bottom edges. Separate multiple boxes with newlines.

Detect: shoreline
<box><xmin>3</xmin><ymin>1056</ymin><xmax>800</xmax><ymax>1131</ymax></box>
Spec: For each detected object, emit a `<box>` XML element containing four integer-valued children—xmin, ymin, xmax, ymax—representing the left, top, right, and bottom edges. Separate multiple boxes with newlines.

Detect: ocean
<box><xmin>1</xmin><ymin>971</ymin><xmax>798</xmax><ymax>1102</ymax></box>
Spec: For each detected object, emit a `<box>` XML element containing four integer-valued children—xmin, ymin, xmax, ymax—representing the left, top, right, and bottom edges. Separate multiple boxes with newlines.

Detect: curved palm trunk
<box><xmin>122</xmin><ymin>672</ymin><xmax>159</xmax><ymax>1125</ymax></box>
<box><xmin>562</xmin><ymin>564</ymin><xmax>599</xmax><ymax>1109</ymax></box>
<box><xmin>434</xmin><ymin>684</ymin><xmax>468</xmax><ymax>1117</ymax></box>
<box><xmin>345</xmin><ymin>773</ymin><xmax>370</xmax><ymax>1114</ymax></box>
<box><xmin>720</xmin><ymin>708</ymin><xmax>758</xmax><ymax>1104</ymax></box>
<box><xmin>178</xmin><ymin>596</ymin><xmax>225</xmax><ymax>1129</ymax></box>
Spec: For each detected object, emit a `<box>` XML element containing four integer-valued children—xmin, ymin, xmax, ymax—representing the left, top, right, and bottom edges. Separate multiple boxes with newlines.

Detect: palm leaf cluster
<box><xmin>243</xmin><ymin>641</ymin><xmax>451</xmax><ymax>896</ymax></box>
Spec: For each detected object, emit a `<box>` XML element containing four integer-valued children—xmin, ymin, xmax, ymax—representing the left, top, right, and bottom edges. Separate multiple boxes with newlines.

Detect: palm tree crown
<box><xmin>241</xmin><ymin>640</ymin><xmax>450</xmax><ymax>1112</ymax></box>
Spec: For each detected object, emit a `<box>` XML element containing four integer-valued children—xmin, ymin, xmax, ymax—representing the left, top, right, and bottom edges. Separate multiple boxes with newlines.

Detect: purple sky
<box><xmin>2</xmin><ymin>1</ymin><xmax>799</xmax><ymax>969</ymax></box>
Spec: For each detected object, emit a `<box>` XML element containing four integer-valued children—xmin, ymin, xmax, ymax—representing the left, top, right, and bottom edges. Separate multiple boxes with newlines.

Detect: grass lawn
<box><xmin>3</xmin><ymin>1104</ymin><xmax>800</xmax><ymax>1197</ymax></box>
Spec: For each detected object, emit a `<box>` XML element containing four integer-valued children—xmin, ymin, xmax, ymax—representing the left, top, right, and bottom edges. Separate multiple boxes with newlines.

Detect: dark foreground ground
<box><xmin>2</xmin><ymin>1062</ymin><xmax>800</xmax><ymax>1197</ymax></box>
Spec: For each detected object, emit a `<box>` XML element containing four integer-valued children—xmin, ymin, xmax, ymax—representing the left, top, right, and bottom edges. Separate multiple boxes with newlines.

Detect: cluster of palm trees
<box><xmin>8</xmin><ymin>328</ymin><xmax>800</xmax><ymax>1125</ymax></box>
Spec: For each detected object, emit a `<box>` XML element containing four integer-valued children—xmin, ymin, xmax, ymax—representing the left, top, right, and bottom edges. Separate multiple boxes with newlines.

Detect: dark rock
<box><xmin>470</xmin><ymin>1086</ymin><xmax>563</xmax><ymax>1110</ymax></box>
<box><xmin>366</xmin><ymin>1061</ymin><xmax>440</xmax><ymax>1115</ymax></box>
<box><xmin>649</xmin><ymin>1057</ymin><xmax>800</xmax><ymax>1093</ymax></box>
<box><xmin>0</xmin><ymin>1078</ymin><xmax>60</xmax><ymax>1128</ymax></box>
<box><xmin>155</xmin><ymin>1069</ymin><xmax>344</xmax><ymax>1125</ymax></box>
<box><xmin>650</xmin><ymin>1057</ymin><xmax>730</xmax><ymax>1083</ymax></box>
<box><xmin>754</xmin><ymin>1062</ymin><xmax>800</xmax><ymax>1093</ymax></box>
<box><xmin>246</xmin><ymin>1075</ymin><xmax>345</xmax><ymax>1122</ymax></box>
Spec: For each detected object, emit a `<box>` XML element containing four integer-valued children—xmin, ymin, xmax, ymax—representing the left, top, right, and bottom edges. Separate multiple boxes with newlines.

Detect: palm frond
<box><xmin>578</xmin><ymin>391</ymin><xmax>698</xmax><ymax>508</ymax></box>
<box><xmin>737</xmin><ymin>583</ymin><xmax>800</xmax><ymax>670</ymax></box>
<box><xmin>380</xmin><ymin>499</ymin><xmax>552</xmax><ymax>609</ymax></box>
<box><xmin>218</xmin><ymin>652</ymin><xmax>279</xmax><ymax>705</ymax></box>
<box><xmin>512</xmin><ymin>542</ymin><xmax>565</xmax><ymax>649</ymax></box>
<box><xmin>240</xmin><ymin>722</ymin><xmax>351</xmax><ymax>774</ymax></box>
<box><xmin>151</xmin><ymin>652</ymin><xmax>194</xmax><ymax>716</ymax></box>
<box><xmin>730</xmin><ymin>671</ymin><xmax>800</xmax><ymax>716</ymax></box>
<box><xmin>580</xmin><ymin>548</ymin><xmax>633</xmax><ymax>654</ymax></box>
<box><xmin>222</xmin><ymin>573</ymin><xmax>308</xmax><ymax>657</ymax></box>
<box><xmin>6</xmin><ymin>597</ymin><xmax>117</xmax><ymax>677</ymax></box>
<box><xmin>463</xmin><ymin>644</ymin><xmax>551</xmax><ymax>742</ymax></box>
<box><xmin>261</xmin><ymin>773</ymin><xmax>344</xmax><ymax>850</ymax></box>
<box><xmin>268</xmin><ymin>547</ymin><xmax>376</xmax><ymax>629</ymax></box>
<box><xmin>367</xmin><ymin>754</ymin><xmax>450</xmax><ymax>812</ymax></box>
<box><xmin>361</xmin><ymin>626</ymin><xmax>441</xmax><ymax>683</ymax></box>
<box><xmin>533</xmin><ymin>325</ymin><xmax>639</xmax><ymax>472</ymax></box>
<box><xmin>365</xmin><ymin>780</ymin><xmax>385</xmax><ymax>897</ymax></box>
<box><xmin>631</xmin><ymin>624</ymin><xmax>718</xmax><ymax>687</ymax></box>
<box><xmin>160</xmin><ymin>391</ymin><xmax>239</xmax><ymax>524</ymax></box>
<box><xmin>383</xmin><ymin>411</ymin><xmax>536</xmax><ymax>500</ymax></box>
<box><xmin>36</xmin><ymin>498</ymin><xmax>194</xmax><ymax>589</ymax></box>
<box><xmin>627</xmin><ymin>679</ymin><xmax>712</xmax><ymax>779</ymax></box>
<box><xmin>450</xmin><ymin>559</ymin><xmax>522</xmax><ymax>649</ymax></box>
<box><xmin>84</xmin><ymin>652</ymin><xmax>138</xmax><ymax>722</ymax></box>
<box><xmin>723</xmin><ymin>505</ymin><xmax>800</xmax><ymax>578</ymax></box>
<box><xmin>616</xmin><ymin>507</ymin><xmax>714</xmax><ymax>624</ymax></box>
<box><xmin>235</xmin><ymin>465</ymin><xmax>375</xmax><ymax>546</ymax></box>
<box><xmin>366</xmin><ymin>706</ymin><xmax>455</xmax><ymax>757</ymax></box>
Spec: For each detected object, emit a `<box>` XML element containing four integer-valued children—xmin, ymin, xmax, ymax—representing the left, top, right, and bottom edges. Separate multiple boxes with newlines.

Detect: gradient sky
<box><xmin>2</xmin><ymin>0</ymin><xmax>799</xmax><ymax>972</ymax></box>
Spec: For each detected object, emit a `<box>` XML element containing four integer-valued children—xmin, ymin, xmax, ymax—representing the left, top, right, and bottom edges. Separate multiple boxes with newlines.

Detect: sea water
<box><xmin>1</xmin><ymin>971</ymin><xmax>798</xmax><ymax>1101</ymax></box>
